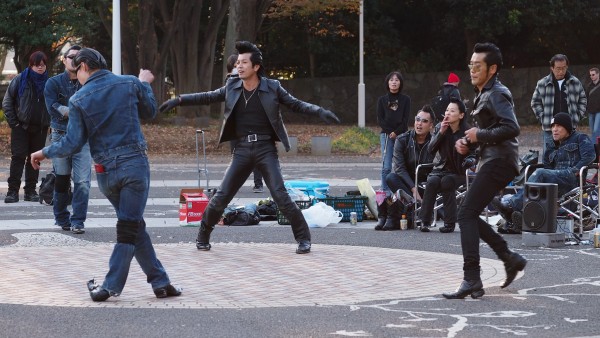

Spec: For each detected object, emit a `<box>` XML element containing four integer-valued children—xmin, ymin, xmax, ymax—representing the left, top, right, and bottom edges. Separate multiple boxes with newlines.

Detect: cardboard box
<box><xmin>179</xmin><ymin>188</ymin><xmax>209</xmax><ymax>226</ymax></box>
<box><xmin>522</xmin><ymin>231</ymin><xmax>565</xmax><ymax>248</ymax></box>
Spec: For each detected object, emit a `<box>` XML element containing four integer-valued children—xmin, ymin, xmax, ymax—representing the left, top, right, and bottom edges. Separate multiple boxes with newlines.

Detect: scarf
<box><xmin>18</xmin><ymin>67</ymin><xmax>48</xmax><ymax>98</ymax></box>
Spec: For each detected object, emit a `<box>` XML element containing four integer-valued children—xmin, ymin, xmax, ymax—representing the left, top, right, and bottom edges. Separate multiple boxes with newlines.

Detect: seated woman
<box><xmin>419</xmin><ymin>98</ymin><xmax>477</xmax><ymax>233</ymax></box>
<box><xmin>378</xmin><ymin>105</ymin><xmax>436</xmax><ymax>230</ymax></box>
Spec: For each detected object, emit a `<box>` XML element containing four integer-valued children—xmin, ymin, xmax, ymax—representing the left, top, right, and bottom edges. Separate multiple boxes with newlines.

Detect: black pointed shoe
<box><xmin>154</xmin><ymin>284</ymin><xmax>182</xmax><ymax>298</ymax></box>
<box><xmin>499</xmin><ymin>251</ymin><xmax>527</xmax><ymax>288</ymax></box>
<box><xmin>195</xmin><ymin>221</ymin><xmax>214</xmax><ymax>251</ymax></box>
<box><xmin>439</xmin><ymin>223</ymin><xmax>455</xmax><ymax>233</ymax></box>
<box><xmin>296</xmin><ymin>240</ymin><xmax>311</xmax><ymax>254</ymax></box>
<box><xmin>442</xmin><ymin>279</ymin><xmax>485</xmax><ymax>299</ymax></box>
<box><xmin>87</xmin><ymin>279</ymin><xmax>111</xmax><ymax>302</ymax></box>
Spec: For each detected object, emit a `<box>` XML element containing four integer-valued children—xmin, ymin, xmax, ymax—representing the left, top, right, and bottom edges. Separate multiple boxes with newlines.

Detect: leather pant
<box><xmin>201</xmin><ymin>140</ymin><xmax>311</xmax><ymax>242</ymax></box>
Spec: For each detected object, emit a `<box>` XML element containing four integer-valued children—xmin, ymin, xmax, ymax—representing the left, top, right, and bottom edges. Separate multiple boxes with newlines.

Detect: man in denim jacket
<box><xmin>493</xmin><ymin>113</ymin><xmax>596</xmax><ymax>227</ymax></box>
<box><xmin>44</xmin><ymin>45</ymin><xmax>91</xmax><ymax>234</ymax></box>
<box><xmin>31</xmin><ymin>48</ymin><xmax>181</xmax><ymax>302</ymax></box>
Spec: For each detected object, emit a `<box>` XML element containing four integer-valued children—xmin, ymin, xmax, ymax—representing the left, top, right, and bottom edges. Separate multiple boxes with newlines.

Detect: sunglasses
<box><xmin>415</xmin><ymin>116</ymin><xmax>430</xmax><ymax>123</ymax></box>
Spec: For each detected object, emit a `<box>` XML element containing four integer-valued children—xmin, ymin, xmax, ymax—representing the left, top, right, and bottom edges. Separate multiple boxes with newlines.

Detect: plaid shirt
<box><xmin>531</xmin><ymin>72</ymin><xmax>587</xmax><ymax>131</ymax></box>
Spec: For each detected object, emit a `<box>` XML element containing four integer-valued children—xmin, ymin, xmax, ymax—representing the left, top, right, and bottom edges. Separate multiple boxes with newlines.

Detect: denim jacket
<box><xmin>543</xmin><ymin>131</ymin><xmax>595</xmax><ymax>175</ymax></box>
<box><xmin>44</xmin><ymin>71</ymin><xmax>80</xmax><ymax>131</ymax></box>
<box><xmin>179</xmin><ymin>76</ymin><xmax>324</xmax><ymax>151</ymax></box>
<box><xmin>42</xmin><ymin>69</ymin><xmax>157</xmax><ymax>163</ymax></box>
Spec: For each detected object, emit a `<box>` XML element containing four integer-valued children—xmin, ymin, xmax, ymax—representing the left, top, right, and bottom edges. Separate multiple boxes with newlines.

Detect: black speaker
<box><xmin>522</xmin><ymin>182</ymin><xmax>558</xmax><ymax>233</ymax></box>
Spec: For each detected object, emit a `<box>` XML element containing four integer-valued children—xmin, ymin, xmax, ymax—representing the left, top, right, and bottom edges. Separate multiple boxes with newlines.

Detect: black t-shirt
<box><xmin>233</xmin><ymin>85</ymin><xmax>275</xmax><ymax>137</ymax></box>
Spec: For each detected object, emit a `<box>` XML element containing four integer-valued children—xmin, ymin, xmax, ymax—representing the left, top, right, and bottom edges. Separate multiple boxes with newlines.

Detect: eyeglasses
<box><xmin>415</xmin><ymin>116</ymin><xmax>430</xmax><ymax>123</ymax></box>
<box><xmin>468</xmin><ymin>63</ymin><xmax>483</xmax><ymax>72</ymax></box>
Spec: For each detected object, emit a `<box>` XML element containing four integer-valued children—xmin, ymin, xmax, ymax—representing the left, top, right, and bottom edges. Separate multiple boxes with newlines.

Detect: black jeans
<box><xmin>457</xmin><ymin>158</ymin><xmax>513</xmax><ymax>280</ymax></box>
<box><xmin>419</xmin><ymin>171</ymin><xmax>465</xmax><ymax>225</ymax></box>
<box><xmin>253</xmin><ymin>168</ymin><xmax>263</xmax><ymax>187</ymax></box>
<box><xmin>202</xmin><ymin>140</ymin><xmax>311</xmax><ymax>241</ymax></box>
<box><xmin>8</xmin><ymin>125</ymin><xmax>48</xmax><ymax>192</ymax></box>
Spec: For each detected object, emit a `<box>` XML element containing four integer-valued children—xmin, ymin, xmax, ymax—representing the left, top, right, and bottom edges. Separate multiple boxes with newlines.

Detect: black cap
<box><xmin>551</xmin><ymin>113</ymin><xmax>573</xmax><ymax>133</ymax></box>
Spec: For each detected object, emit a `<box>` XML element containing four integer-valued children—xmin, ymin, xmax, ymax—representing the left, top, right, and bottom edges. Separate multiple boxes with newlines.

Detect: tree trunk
<box><xmin>171</xmin><ymin>0</ymin><xmax>229</xmax><ymax>118</ymax></box>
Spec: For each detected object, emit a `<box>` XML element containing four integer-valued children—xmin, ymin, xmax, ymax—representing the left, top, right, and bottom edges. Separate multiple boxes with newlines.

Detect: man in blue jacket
<box><xmin>159</xmin><ymin>41</ymin><xmax>340</xmax><ymax>254</ymax></box>
<box><xmin>44</xmin><ymin>45</ymin><xmax>92</xmax><ymax>234</ymax></box>
<box><xmin>31</xmin><ymin>48</ymin><xmax>181</xmax><ymax>302</ymax></box>
<box><xmin>492</xmin><ymin>112</ymin><xmax>596</xmax><ymax>230</ymax></box>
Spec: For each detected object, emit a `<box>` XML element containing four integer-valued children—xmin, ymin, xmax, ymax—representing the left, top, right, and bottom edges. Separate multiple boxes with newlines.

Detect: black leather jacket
<box><xmin>429</xmin><ymin>122</ymin><xmax>477</xmax><ymax>174</ymax></box>
<box><xmin>471</xmin><ymin>75</ymin><xmax>520</xmax><ymax>174</ymax></box>
<box><xmin>179</xmin><ymin>76</ymin><xmax>325</xmax><ymax>151</ymax></box>
<box><xmin>392</xmin><ymin>130</ymin><xmax>435</xmax><ymax>188</ymax></box>
<box><xmin>2</xmin><ymin>73</ymin><xmax>50</xmax><ymax>129</ymax></box>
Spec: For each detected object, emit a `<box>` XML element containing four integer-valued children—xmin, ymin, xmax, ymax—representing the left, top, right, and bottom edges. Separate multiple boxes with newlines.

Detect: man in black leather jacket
<box><xmin>378</xmin><ymin>105</ymin><xmax>436</xmax><ymax>231</ymax></box>
<box><xmin>443</xmin><ymin>42</ymin><xmax>527</xmax><ymax>299</ymax></box>
<box><xmin>159</xmin><ymin>41</ymin><xmax>340</xmax><ymax>254</ymax></box>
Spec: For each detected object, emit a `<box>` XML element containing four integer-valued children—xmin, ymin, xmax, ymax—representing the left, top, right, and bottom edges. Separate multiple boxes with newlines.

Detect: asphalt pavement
<box><xmin>1</xmin><ymin>155</ymin><xmax>599</xmax><ymax>338</ymax></box>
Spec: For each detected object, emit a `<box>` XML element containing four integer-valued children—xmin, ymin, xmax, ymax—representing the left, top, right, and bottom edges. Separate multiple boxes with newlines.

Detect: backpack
<box><xmin>39</xmin><ymin>172</ymin><xmax>56</xmax><ymax>205</ymax></box>
<box><xmin>430</xmin><ymin>86</ymin><xmax>456</xmax><ymax>121</ymax></box>
<box><xmin>38</xmin><ymin>172</ymin><xmax>73</xmax><ymax>206</ymax></box>
<box><xmin>256</xmin><ymin>199</ymin><xmax>277</xmax><ymax>221</ymax></box>
<box><xmin>222</xmin><ymin>204</ymin><xmax>261</xmax><ymax>226</ymax></box>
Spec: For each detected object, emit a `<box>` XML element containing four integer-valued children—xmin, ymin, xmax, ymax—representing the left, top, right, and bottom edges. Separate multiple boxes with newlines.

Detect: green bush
<box><xmin>332</xmin><ymin>126</ymin><xmax>379</xmax><ymax>154</ymax></box>
<box><xmin>0</xmin><ymin>109</ymin><xmax>4</xmax><ymax>123</ymax></box>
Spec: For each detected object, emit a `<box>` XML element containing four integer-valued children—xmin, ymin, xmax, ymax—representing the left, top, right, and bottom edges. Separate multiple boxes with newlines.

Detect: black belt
<box><xmin>237</xmin><ymin>134</ymin><xmax>272</xmax><ymax>142</ymax></box>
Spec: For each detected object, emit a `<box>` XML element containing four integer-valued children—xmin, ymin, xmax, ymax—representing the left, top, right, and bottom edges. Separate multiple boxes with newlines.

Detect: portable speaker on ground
<box><xmin>522</xmin><ymin>182</ymin><xmax>558</xmax><ymax>233</ymax></box>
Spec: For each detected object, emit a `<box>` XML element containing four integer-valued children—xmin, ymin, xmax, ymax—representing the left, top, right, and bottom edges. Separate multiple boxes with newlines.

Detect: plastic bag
<box><xmin>287</xmin><ymin>188</ymin><xmax>310</xmax><ymax>201</ymax></box>
<box><xmin>301</xmin><ymin>202</ymin><xmax>343</xmax><ymax>228</ymax></box>
<box><xmin>356</xmin><ymin>178</ymin><xmax>378</xmax><ymax>218</ymax></box>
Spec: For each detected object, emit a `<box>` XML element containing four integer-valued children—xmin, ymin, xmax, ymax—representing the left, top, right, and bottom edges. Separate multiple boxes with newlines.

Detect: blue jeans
<box><xmin>589</xmin><ymin>112</ymin><xmax>600</xmax><ymax>145</ymax></box>
<box><xmin>508</xmin><ymin>168</ymin><xmax>577</xmax><ymax>211</ymax></box>
<box><xmin>380</xmin><ymin>133</ymin><xmax>395</xmax><ymax>195</ymax></box>
<box><xmin>51</xmin><ymin>131</ymin><xmax>92</xmax><ymax>227</ymax></box>
<box><xmin>95</xmin><ymin>152</ymin><xmax>170</xmax><ymax>295</ymax></box>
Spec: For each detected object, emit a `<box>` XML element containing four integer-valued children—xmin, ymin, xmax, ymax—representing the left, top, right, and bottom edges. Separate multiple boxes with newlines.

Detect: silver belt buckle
<box><xmin>247</xmin><ymin>134</ymin><xmax>258</xmax><ymax>142</ymax></box>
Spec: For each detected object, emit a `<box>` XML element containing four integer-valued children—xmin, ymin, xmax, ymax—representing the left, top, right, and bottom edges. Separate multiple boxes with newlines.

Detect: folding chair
<box><xmin>413</xmin><ymin>164</ymin><xmax>472</xmax><ymax>227</ymax></box>
<box><xmin>522</xmin><ymin>163</ymin><xmax>599</xmax><ymax>239</ymax></box>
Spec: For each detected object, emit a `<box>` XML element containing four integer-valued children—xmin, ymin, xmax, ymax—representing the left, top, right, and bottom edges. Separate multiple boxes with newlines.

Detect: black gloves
<box><xmin>319</xmin><ymin>109</ymin><xmax>341</xmax><ymax>124</ymax></box>
<box><xmin>159</xmin><ymin>98</ymin><xmax>180</xmax><ymax>114</ymax></box>
<box><xmin>461</xmin><ymin>157</ymin><xmax>477</xmax><ymax>170</ymax></box>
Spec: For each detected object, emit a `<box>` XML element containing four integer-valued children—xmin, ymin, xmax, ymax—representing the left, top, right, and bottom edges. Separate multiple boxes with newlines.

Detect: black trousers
<box><xmin>202</xmin><ymin>140</ymin><xmax>310</xmax><ymax>241</ymax></box>
<box><xmin>419</xmin><ymin>171</ymin><xmax>465</xmax><ymax>224</ymax></box>
<box><xmin>8</xmin><ymin>125</ymin><xmax>48</xmax><ymax>192</ymax></box>
<box><xmin>457</xmin><ymin>159</ymin><xmax>513</xmax><ymax>280</ymax></box>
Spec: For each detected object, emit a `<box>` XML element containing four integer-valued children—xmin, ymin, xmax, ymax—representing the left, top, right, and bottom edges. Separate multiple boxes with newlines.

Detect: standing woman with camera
<box><xmin>375</xmin><ymin>71</ymin><xmax>410</xmax><ymax>224</ymax></box>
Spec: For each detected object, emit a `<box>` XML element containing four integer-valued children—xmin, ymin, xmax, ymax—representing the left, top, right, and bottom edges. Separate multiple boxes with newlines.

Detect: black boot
<box><xmin>4</xmin><ymin>190</ymin><xmax>18</xmax><ymax>203</ymax></box>
<box><xmin>490</xmin><ymin>196</ymin><xmax>514</xmax><ymax>221</ymax></box>
<box><xmin>195</xmin><ymin>221</ymin><xmax>214</xmax><ymax>251</ymax></box>
<box><xmin>498</xmin><ymin>250</ymin><xmax>527</xmax><ymax>288</ymax></box>
<box><xmin>374</xmin><ymin>201</ymin><xmax>388</xmax><ymax>230</ymax></box>
<box><xmin>382</xmin><ymin>200</ymin><xmax>400</xmax><ymax>231</ymax></box>
<box><xmin>439</xmin><ymin>222</ymin><xmax>455</xmax><ymax>233</ymax></box>
<box><xmin>442</xmin><ymin>279</ymin><xmax>485</xmax><ymax>299</ymax></box>
<box><xmin>374</xmin><ymin>218</ymin><xmax>386</xmax><ymax>231</ymax></box>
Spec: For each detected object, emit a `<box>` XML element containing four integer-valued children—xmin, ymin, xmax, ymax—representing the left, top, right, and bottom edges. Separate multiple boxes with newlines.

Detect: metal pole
<box><xmin>357</xmin><ymin>0</ymin><xmax>365</xmax><ymax>128</ymax></box>
<box><xmin>112</xmin><ymin>0</ymin><xmax>122</xmax><ymax>75</ymax></box>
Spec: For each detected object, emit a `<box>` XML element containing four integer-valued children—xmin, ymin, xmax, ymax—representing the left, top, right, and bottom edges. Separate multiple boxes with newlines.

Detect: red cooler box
<box><xmin>179</xmin><ymin>188</ymin><xmax>209</xmax><ymax>226</ymax></box>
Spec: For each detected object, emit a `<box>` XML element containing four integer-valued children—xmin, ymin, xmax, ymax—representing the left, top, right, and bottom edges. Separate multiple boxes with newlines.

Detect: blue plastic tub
<box><xmin>284</xmin><ymin>180</ymin><xmax>330</xmax><ymax>199</ymax></box>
